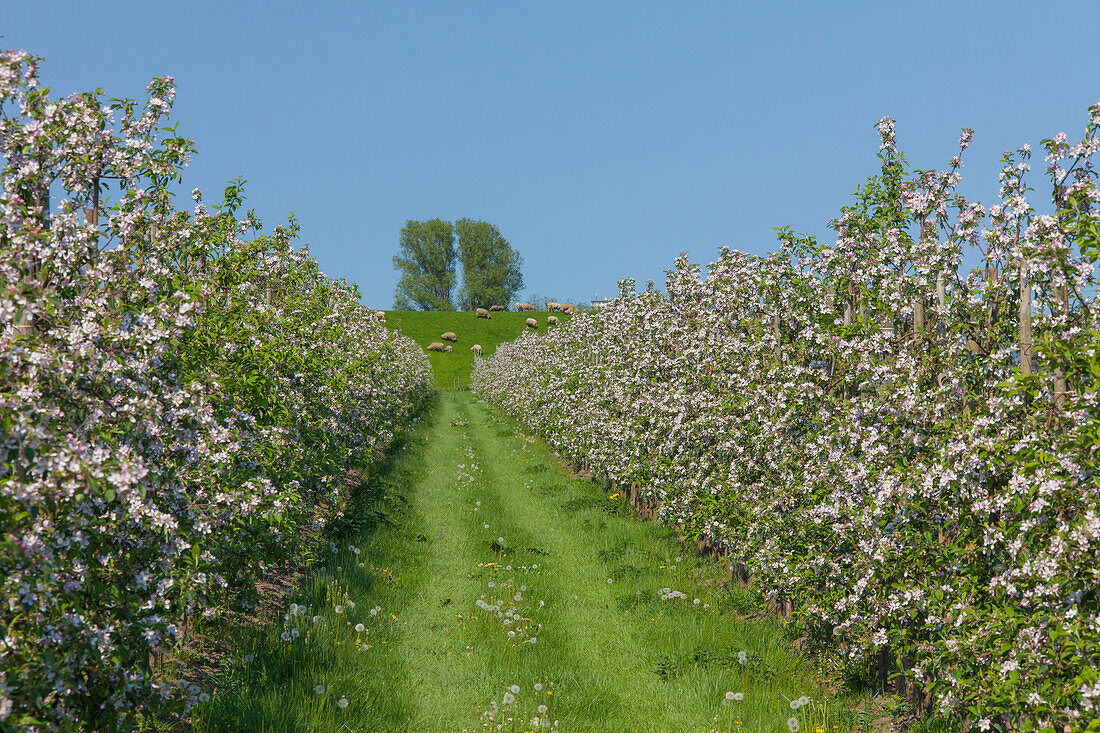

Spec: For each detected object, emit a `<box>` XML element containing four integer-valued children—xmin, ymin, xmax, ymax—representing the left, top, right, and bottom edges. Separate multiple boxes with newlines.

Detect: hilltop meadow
<box><xmin>382</xmin><ymin>310</ymin><xmax>574</xmax><ymax>389</ymax></box>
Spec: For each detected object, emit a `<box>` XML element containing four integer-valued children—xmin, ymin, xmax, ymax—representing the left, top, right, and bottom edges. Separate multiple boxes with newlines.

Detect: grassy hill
<box><xmin>381</xmin><ymin>310</ymin><xmax>573</xmax><ymax>389</ymax></box>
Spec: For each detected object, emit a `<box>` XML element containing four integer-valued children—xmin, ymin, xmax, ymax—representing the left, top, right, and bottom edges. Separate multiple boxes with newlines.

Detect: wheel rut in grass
<box><xmin>198</xmin><ymin>391</ymin><xmax>867</xmax><ymax>732</ymax></box>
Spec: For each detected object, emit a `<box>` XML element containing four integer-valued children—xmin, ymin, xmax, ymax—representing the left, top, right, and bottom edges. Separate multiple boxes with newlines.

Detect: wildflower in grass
<box><xmin>534</xmin><ymin>683</ymin><xmax>543</xmax><ymax>691</ymax></box>
<box><xmin>281</xmin><ymin>631</ymin><xmax>291</xmax><ymax>641</ymax></box>
<box><xmin>290</xmin><ymin>603</ymin><xmax>299</xmax><ymax>614</ymax></box>
<box><xmin>538</xmin><ymin>704</ymin><xmax>548</xmax><ymax>714</ymax></box>
<box><xmin>335</xmin><ymin>605</ymin><xmax>344</xmax><ymax>614</ymax></box>
<box><xmin>313</xmin><ymin>615</ymin><xmax>323</xmax><ymax>624</ymax></box>
<box><xmin>315</xmin><ymin>685</ymin><xmax>325</xmax><ymax>694</ymax></box>
<box><xmin>497</xmin><ymin>537</ymin><xmax>505</xmax><ymax>544</ymax></box>
<box><xmin>355</xmin><ymin>623</ymin><xmax>365</xmax><ymax>633</ymax></box>
<box><xmin>337</xmin><ymin>697</ymin><xmax>348</xmax><ymax>709</ymax></box>
<box><xmin>725</xmin><ymin>691</ymin><xmax>736</xmax><ymax>703</ymax></box>
<box><xmin>502</xmin><ymin>692</ymin><xmax>515</xmax><ymax>705</ymax></box>
<box><xmin>737</xmin><ymin>650</ymin><xmax>748</xmax><ymax>665</ymax></box>
<box><xmin>788</xmin><ymin>717</ymin><xmax>800</xmax><ymax>732</ymax></box>
<box><xmin>798</xmin><ymin>695</ymin><xmax>810</xmax><ymax>707</ymax></box>
<box><xmin>607</xmin><ymin>578</ymin><xmax>613</xmax><ymax>584</ymax></box>
<box><xmin>198</xmin><ymin>692</ymin><xmax>210</xmax><ymax>703</ymax></box>
<box><xmin>791</xmin><ymin>699</ymin><xmax>801</xmax><ymax>710</ymax></box>
<box><xmin>510</xmin><ymin>685</ymin><xmax>520</xmax><ymax>694</ymax></box>
<box><xmin>291</xmin><ymin>628</ymin><xmax>300</xmax><ymax>638</ymax></box>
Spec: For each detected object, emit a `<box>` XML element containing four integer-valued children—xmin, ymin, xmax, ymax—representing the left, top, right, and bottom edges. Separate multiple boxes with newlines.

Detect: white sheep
<box><xmin>444</xmin><ymin>344</ymin><xmax>453</xmax><ymax>352</ymax></box>
<box><xmin>526</xmin><ymin>318</ymin><xmax>537</xmax><ymax>329</ymax></box>
<box><xmin>476</xmin><ymin>307</ymin><xmax>491</xmax><ymax>319</ymax></box>
<box><xmin>470</xmin><ymin>344</ymin><xmax>483</xmax><ymax>356</ymax></box>
<box><xmin>547</xmin><ymin>315</ymin><xmax>559</xmax><ymax>325</ymax></box>
<box><xmin>515</xmin><ymin>303</ymin><xmax>535</xmax><ymax>311</ymax></box>
<box><xmin>489</xmin><ymin>305</ymin><xmax>506</xmax><ymax>311</ymax></box>
<box><xmin>442</xmin><ymin>332</ymin><xmax>457</xmax><ymax>341</ymax></box>
<box><xmin>547</xmin><ymin>301</ymin><xmax>562</xmax><ymax>312</ymax></box>
<box><xmin>427</xmin><ymin>342</ymin><xmax>446</xmax><ymax>352</ymax></box>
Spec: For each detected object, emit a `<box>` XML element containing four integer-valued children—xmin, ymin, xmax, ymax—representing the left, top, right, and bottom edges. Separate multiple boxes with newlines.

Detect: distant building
<box><xmin>590</xmin><ymin>298</ymin><xmax>613</xmax><ymax>309</ymax></box>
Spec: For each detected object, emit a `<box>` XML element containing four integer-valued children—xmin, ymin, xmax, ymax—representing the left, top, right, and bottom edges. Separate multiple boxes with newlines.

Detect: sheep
<box><xmin>547</xmin><ymin>301</ymin><xmax>562</xmax><ymax>312</ymax></box>
<box><xmin>476</xmin><ymin>307</ymin><xmax>491</xmax><ymax>319</ymax></box>
<box><xmin>441</xmin><ymin>332</ymin><xmax>457</xmax><ymax>342</ymax></box>
<box><xmin>444</xmin><ymin>345</ymin><xmax>453</xmax><ymax>352</ymax></box>
<box><xmin>489</xmin><ymin>305</ymin><xmax>506</xmax><ymax>311</ymax></box>
<box><xmin>515</xmin><ymin>302</ymin><xmax>535</xmax><ymax>311</ymax></box>
<box><xmin>375</xmin><ymin>311</ymin><xmax>386</xmax><ymax>322</ymax></box>
<box><xmin>470</xmin><ymin>344</ymin><xmax>483</xmax><ymax>356</ymax></box>
<box><xmin>427</xmin><ymin>342</ymin><xmax>446</xmax><ymax>352</ymax></box>
<box><xmin>526</xmin><ymin>318</ymin><xmax>538</xmax><ymax>329</ymax></box>
<box><xmin>547</xmin><ymin>315</ymin><xmax>559</xmax><ymax>325</ymax></box>
<box><xmin>561</xmin><ymin>303</ymin><xmax>577</xmax><ymax>315</ymax></box>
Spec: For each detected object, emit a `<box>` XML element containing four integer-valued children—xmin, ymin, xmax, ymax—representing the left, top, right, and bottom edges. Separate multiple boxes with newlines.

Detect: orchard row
<box><xmin>0</xmin><ymin>50</ymin><xmax>432</xmax><ymax>730</ymax></box>
<box><xmin>473</xmin><ymin>106</ymin><xmax>1100</xmax><ymax>732</ymax></box>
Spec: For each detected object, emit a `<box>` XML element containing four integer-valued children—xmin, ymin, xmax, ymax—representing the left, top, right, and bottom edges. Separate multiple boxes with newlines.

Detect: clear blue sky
<box><xmin>5</xmin><ymin>1</ymin><xmax>1098</xmax><ymax>307</ymax></box>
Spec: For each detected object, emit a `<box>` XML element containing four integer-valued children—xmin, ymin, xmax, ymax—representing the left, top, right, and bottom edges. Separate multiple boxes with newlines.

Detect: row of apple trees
<box><xmin>473</xmin><ymin>107</ymin><xmax>1100</xmax><ymax>731</ymax></box>
<box><xmin>0</xmin><ymin>49</ymin><xmax>432</xmax><ymax>729</ymax></box>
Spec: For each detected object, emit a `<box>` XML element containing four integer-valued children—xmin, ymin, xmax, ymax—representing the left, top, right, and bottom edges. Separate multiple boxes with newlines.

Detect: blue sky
<box><xmin>5</xmin><ymin>1</ymin><xmax>1098</xmax><ymax>307</ymax></box>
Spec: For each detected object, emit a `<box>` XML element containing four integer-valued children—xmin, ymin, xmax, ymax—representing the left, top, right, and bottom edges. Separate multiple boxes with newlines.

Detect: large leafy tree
<box><xmin>392</xmin><ymin>218</ymin><xmax>457</xmax><ymax>310</ymax></box>
<box><xmin>455</xmin><ymin>218</ymin><xmax>524</xmax><ymax>310</ymax></box>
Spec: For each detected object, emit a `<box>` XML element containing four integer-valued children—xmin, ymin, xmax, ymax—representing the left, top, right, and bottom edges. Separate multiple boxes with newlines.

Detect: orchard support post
<box><xmin>1019</xmin><ymin>264</ymin><xmax>1032</xmax><ymax>375</ymax></box>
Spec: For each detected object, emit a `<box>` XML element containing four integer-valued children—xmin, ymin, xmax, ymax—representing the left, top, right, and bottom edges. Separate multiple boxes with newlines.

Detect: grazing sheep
<box><xmin>547</xmin><ymin>301</ymin><xmax>562</xmax><ymax>312</ymax></box>
<box><xmin>476</xmin><ymin>307</ymin><xmax>491</xmax><ymax>319</ymax></box>
<box><xmin>547</xmin><ymin>315</ymin><xmax>559</xmax><ymax>325</ymax></box>
<box><xmin>375</xmin><ymin>311</ymin><xmax>386</xmax><ymax>322</ymax></box>
<box><xmin>526</xmin><ymin>318</ymin><xmax>537</xmax><ymax>329</ymax></box>
<box><xmin>442</xmin><ymin>332</ymin><xmax>457</xmax><ymax>341</ymax></box>
<box><xmin>489</xmin><ymin>305</ymin><xmax>506</xmax><ymax>311</ymax></box>
<box><xmin>470</xmin><ymin>344</ymin><xmax>483</xmax><ymax>356</ymax></box>
<box><xmin>561</xmin><ymin>303</ymin><xmax>577</xmax><ymax>315</ymax></box>
<box><xmin>428</xmin><ymin>342</ymin><xmax>446</xmax><ymax>352</ymax></box>
<box><xmin>444</xmin><ymin>345</ymin><xmax>453</xmax><ymax>352</ymax></box>
<box><xmin>515</xmin><ymin>303</ymin><xmax>535</xmax><ymax>311</ymax></box>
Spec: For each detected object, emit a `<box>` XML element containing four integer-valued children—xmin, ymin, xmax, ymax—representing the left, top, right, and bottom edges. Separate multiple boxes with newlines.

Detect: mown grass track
<box><xmin>193</xmin><ymin>392</ymin><xmax>869</xmax><ymax>732</ymax></box>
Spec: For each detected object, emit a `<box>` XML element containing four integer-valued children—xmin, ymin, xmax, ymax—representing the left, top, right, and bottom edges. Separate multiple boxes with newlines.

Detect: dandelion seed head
<box><xmin>315</xmin><ymin>684</ymin><xmax>325</xmax><ymax>695</ymax></box>
<box><xmin>510</xmin><ymin>684</ymin><xmax>520</xmax><ymax>694</ymax></box>
<box><xmin>355</xmin><ymin>623</ymin><xmax>365</xmax><ymax>633</ymax></box>
<box><xmin>337</xmin><ymin>697</ymin><xmax>348</xmax><ymax>709</ymax></box>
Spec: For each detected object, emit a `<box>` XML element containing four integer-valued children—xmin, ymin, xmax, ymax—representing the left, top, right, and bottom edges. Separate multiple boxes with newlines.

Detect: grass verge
<box><xmin>190</xmin><ymin>392</ymin><xmax>881</xmax><ymax>732</ymax></box>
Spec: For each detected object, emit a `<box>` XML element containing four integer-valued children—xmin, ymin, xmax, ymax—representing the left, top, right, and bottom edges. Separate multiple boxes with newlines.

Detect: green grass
<box><xmin>191</xmin><ymin>392</ymin><xmax>874</xmax><ymax>732</ymax></box>
<box><xmin>382</xmin><ymin>310</ymin><xmax>572</xmax><ymax>389</ymax></box>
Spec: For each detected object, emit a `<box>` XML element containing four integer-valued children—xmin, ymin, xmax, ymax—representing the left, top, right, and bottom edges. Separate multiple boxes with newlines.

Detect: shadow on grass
<box><xmin>191</xmin><ymin>394</ymin><xmax>439</xmax><ymax>732</ymax></box>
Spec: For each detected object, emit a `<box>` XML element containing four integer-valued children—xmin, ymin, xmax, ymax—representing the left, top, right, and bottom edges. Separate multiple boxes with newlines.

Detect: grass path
<box><xmin>194</xmin><ymin>392</ymin><xmax>867</xmax><ymax>732</ymax></box>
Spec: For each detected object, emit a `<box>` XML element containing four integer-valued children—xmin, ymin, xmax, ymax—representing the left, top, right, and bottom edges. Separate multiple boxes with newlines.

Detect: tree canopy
<box><xmin>392</xmin><ymin>218</ymin><xmax>457</xmax><ymax>310</ymax></box>
<box><xmin>455</xmin><ymin>218</ymin><xmax>524</xmax><ymax>310</ymax></box>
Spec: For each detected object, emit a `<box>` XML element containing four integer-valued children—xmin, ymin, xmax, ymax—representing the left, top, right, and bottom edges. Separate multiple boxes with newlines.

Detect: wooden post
<box><xmin>15</xmin><ymin>183</ymin><xmax>49</xmax><ymax>337</ymax></box>
<box><xmin>1054</xmin><ymin>284</ymin><xmax>1068</xmax><ymax>403</ymax></box>
<box><xmin>1019</xmin><ymin>264</ymin><xmax>1032</xmax><ymax>374</ymax></box>
<box><xmin>826</xmin><ymin>283</ymin><xmax>835</xmax><ymax>312</ymax></box>
<box><xmin>913</xmin><ymin>294</ymin><xmax>925</xmax><ymax>335</ymax></box>
<box><xmin>843</xmin><ymin>301</ymin><xmax>852</xmax><ymax>327</ymax></box>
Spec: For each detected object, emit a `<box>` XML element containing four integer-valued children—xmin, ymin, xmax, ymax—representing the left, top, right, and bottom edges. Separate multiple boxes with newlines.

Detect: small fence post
<box><xmin>1054</xmin><ymin>283</ymin><xmax>1068</xmax><ymax>403</ymax></box>
<box><xmin>1019</xmin><ymin>263</ymin><xmax>1032</xmax><ymax>375</ymax></box>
